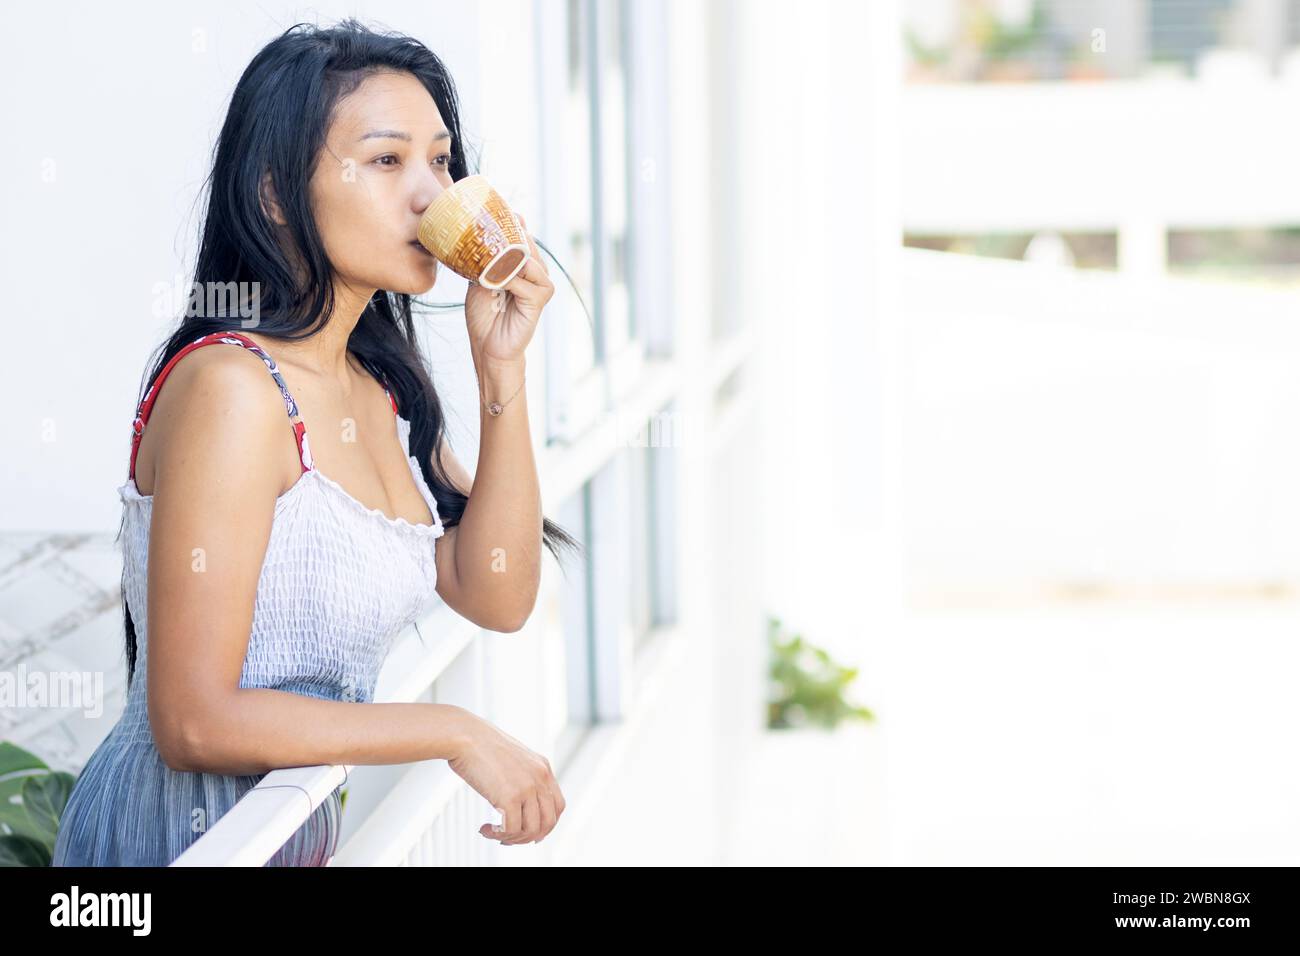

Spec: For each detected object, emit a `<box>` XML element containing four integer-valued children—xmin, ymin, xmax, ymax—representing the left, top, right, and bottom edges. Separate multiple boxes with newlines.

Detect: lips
<box><xmin>409</xmin><ymin>240</ymin><xmax>434</xmax><ymax>256</ymax></box>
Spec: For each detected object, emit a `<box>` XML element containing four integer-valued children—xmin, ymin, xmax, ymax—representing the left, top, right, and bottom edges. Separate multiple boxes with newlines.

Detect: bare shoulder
<box><xmin>136</xmin><ymin>341</ymin><xmax>299</xmax><ymax>499</ymax></box>
<box><xmin>141</xmin><ymin>342</ymin><xmax>301</xmax><ymax>768</ymax></box>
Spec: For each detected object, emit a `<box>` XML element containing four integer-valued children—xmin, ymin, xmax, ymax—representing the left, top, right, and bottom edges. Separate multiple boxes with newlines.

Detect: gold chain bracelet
<box><xmin>478</xmin><ymin>291</ymin><xmax>525</xmax><ymax>416</ymax></box>
<box><xmin>479</xmin><ymin>373</ymin><xmax>525</xmax><ymax>416</ymax></box>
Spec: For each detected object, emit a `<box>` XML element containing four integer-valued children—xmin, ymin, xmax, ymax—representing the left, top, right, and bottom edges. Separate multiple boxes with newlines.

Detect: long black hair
<box><xmin>121</xmin><ymin>18</ymin><xmax>586</xmax><ymax>689</ymax></box>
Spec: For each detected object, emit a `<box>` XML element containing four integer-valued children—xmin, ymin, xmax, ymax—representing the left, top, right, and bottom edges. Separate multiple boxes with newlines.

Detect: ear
<box><xmin>259</xmin><ymin>171</ymin><xmax>287</xmax><ymax>226</ymax></box>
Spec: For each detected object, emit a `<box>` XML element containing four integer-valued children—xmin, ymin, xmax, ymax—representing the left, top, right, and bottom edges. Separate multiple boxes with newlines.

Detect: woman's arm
<box><xmin>170</xmin><ymin>692</ymin><xmax>473</xmax><ymax>775</ymax></box>
<box><xmin>433</xmin><ymin>215</ymin><xmax>552</xmax><ymax>634</ymax></box>
<box><xmin>432</xmin><ymin>354</ymin><xmax>542</xmax><ymax>632</ymax></box>
<box><xmin>143</xmin><ymin>347</ymin><xmax>473</xmax><ymax>774</ymax></box>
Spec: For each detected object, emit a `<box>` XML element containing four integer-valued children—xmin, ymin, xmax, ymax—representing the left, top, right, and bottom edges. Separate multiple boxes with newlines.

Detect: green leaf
<box><xmin>765</xmin><ymin>615</ymin><xmax>876</xmax><ymax>730</ymax></box>
<box><xmin>0</xmin><ymin>741</ymin><xmax>50</xmax><ymax>777</ymax></box>
<box><xmin>0</xmin><ymin>741</ymin><xmax>58</xmax><ymax>841</ymax></box>
<box><xmin>21</xmin><ymin>772</ymin><xmax>74</xmax><ymax>845</ymax></box>
<box><xmin>0</xmin><ymin>833</ymin><xmax>51</xmax><ymax>867</ymax></box>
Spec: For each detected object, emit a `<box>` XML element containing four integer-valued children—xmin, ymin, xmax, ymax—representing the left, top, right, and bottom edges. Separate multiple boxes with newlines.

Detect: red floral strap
<box><xmin>128</xmin><ymin>331</ymin><xmax>313</xmax><ymax>480</ymax></box>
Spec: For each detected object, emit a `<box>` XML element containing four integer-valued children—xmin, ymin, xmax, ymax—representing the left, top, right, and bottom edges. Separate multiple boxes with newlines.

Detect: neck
<box><xmin>255</xmin><ymin>279</ymin><xmax>376</xmax><ymax>388</ymax></box>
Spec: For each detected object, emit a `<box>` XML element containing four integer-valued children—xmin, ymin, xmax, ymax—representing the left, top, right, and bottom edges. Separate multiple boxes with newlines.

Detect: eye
<box><xmin>433</xmin><ymin>154</ymin><xmax>452</xmax><ymax>170</ymax></box>
<box><xmin>373</xmin><ymin>154</ymin><xmax>399</xmax><ymax>167</ymax></box>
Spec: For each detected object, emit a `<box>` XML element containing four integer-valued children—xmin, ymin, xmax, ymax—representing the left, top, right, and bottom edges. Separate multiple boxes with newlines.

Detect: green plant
<box><xmin>978</xmin><ymin>2</ymin><xmax>1046</xmax><ymax>63</ymax></box>
<box><xmin>904</xmin><ymin>26</ymin><xmax>949</xmax><ymax>68</ymax></box>
<box><xmin>766</xmin><ymin>615</ymin><xmax>875</xmax><ymax>730</ymax></box>
<box><xmin>0</xmin><ymin>741</ymin><xmax>75</xmax><ymax>866</ymax></box>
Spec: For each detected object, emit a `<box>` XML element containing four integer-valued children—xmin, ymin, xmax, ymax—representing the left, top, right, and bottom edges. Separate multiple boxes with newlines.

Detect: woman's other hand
<box><xmin>448</xmin><ymin>710</ymin><xmax>566</xmax><ymax>845</ymax></box>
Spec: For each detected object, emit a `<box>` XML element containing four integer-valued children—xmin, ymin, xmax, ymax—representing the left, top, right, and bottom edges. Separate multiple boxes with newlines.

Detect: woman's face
<box><xmin>308</xmin><ymin>69</ymin><xmax>454</xmax><ymax>295</ymax></box>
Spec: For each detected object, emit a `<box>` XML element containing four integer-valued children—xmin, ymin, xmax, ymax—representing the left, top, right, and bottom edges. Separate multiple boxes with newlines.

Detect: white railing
<box><xmin>167</xmin><ymin>762</ymin><xmax>348</xmax><ymax>867</ymax></box>
<box><xmin>328</xmin><ymin>759</ymin><xmax>499</xmax><ymax>866</ymax></box>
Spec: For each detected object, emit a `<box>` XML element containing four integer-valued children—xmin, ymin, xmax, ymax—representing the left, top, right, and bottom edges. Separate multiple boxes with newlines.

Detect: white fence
<box><xmin>901</xmin><ymin>77</ymin><xmax>1300</xmax><ymax>276</ymax></box>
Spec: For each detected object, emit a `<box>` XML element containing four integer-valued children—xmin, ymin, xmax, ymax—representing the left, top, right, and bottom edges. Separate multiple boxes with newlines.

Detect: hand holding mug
<box><xmin>416</xmin><ymin>175</ymin><xmax>553</xmax><ymax>366</ymax></box>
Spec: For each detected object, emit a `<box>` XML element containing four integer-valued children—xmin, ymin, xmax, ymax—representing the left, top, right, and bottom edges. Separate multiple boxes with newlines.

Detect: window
<box><xmin>537</xmin><ymin>0</ymin><xmax>679</xmax><ymax>763</ymax></box>
<box><xmin>562</xmin><ymin>0</ymin><xmax>597</xmax><ymax>388</ymax></box>
<box><xmin>629</xmin><ymin>401</ymin><xmax>679</xmax><ymax>652</ymax></box>
<box><xmin>550</xmin><ymin>402</ymin><xmax>680</xmax><ymax>749</ymax></box>
<box><xmin>540</xmin><ymin>0</ymin><xmax>651</xmax><ymax>444</ymax></box>
<box><xmin>596</xmin><ymin>0</ymin><xmax>634</xmax><ymax>363</ymax></box>
<box><xmin>553</xmin><ymin>479</ymin><xmax>596</xmax><ymax>770</ymax></box>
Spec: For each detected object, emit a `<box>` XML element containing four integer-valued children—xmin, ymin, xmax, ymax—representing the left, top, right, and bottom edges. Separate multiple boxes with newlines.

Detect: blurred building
<box><xmin>889</xmin><ymin>0</ymin><xmax>1300</xmax><ymax>864</ymax></box>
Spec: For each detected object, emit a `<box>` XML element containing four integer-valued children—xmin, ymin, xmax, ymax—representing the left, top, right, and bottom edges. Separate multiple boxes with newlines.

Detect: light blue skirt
<box><xmin>51</xmin><ymin>729</ymin><xmax>342</xmax><ymax>867</ymax></box>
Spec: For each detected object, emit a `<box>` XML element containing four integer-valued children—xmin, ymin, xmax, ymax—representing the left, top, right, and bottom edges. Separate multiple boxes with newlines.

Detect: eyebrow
<box><xmin>357</xmin><ymin>128</ymin><xmax>453</xmax><ymax>144</ymax></box>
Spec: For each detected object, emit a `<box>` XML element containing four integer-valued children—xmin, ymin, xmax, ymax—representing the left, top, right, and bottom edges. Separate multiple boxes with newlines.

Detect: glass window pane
<box><xmin>628</xmin><ymin>439</ymin><xmax>651</xmax><ymax>643</ymax></box>
<box><xmin>566</xmin><ymin>0</ymin><xmax>598</xmax><ymax>380</ymax></box>
<box><xmin>598</xmin><ymin>0</ymin><xmax>633</xmax><ymax>358</ymax></box>
<box><xmin>558</xmin><ymin>479</ymin><xmax>597</xmax><ymax>746</ymax></box>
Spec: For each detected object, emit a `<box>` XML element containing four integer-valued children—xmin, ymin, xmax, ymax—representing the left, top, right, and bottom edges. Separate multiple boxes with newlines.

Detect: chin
<box><xmin>389</xmin><ymin>267</ymin><xmax>438</xmax><ymax>296</ymax></box>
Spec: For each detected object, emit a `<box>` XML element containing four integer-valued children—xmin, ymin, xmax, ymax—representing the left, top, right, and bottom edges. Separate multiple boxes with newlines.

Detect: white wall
<box><xmin>900</xmin><ymin>79</ymin><xmax>1300</xmax><ymax>235</ymax></box>
<box><xmin>901</xmin><ymin>247</ymin><xmax>1300</xmax><ymax>590</ymax></box>
<box><xmin>0</xmin><ymin>1</ymin><xmax>486</xmax><ymax>533</ymax></box>
<box><xmin>753</xmin><ymin>0</ymin><xmax>906</xmax><ymax>665</ymax></box>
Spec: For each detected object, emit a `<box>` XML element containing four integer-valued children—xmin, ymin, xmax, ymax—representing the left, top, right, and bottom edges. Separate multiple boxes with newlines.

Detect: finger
<box><xmin>516</xmin><ymin>213</ymin><xmax>548</xmax><ymax>276</ymax></box>
<box><xmin>504</xmin><ymin>800</ymin><xmax>523</xmax><ymax>839</ymax></box>
<box><xmin>504</xmin><ymin>794</ymin><xmax>542</xmax><ymax>845</ymax></box>
<box><xmin>536</xmin><ymin>784</ymin><xmax>558</xmax><ymax>837</ymax></box>
<box><xmin>501</xmin><ymin>255</ymin><xmax>551</xmax><ymax>300</ymax></box>
<box><xmin>484</xmin><ymin>801</ymin><xmax>521</xmax><ymax>841</ymax></box>
<box><xmin>479</xmin><ymin>804</ymin><xmax>506</xmax><ymax>840</ymax></box>
<box><xmin>517</xmin><ymin>253</ymin><xmax>549</xmax><ymax>286</ymax></box>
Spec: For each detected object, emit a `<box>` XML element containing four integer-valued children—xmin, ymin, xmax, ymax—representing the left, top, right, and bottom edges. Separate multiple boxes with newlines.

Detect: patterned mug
<box><xmin>416</xmin><ymin>174</ymin><xmax>531</xmax><ymax>290</ymax></box>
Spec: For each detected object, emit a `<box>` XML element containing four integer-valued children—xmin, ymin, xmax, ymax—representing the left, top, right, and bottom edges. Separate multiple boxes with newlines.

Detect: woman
<box><xmin>52</xmin><ymin>18</ymin><xmax>578</xmax><ymax>866</ymax></box>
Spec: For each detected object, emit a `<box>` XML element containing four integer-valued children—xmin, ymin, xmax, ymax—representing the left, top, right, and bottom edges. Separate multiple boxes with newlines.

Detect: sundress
<box><xmin>51</xmin><ymin>330</ymin><xmax>445</xmax><ymax>866</ymax></box>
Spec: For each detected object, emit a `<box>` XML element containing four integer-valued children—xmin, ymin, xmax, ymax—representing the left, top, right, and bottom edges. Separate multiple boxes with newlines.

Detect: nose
<box><xmin>413</xmin><ymin>173</ymin><xmax>447</xmax><ymax>218</ymax></box>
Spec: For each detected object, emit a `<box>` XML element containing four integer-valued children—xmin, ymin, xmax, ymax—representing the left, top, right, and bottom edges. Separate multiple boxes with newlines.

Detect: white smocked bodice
<box><xmin>114</xmin><ymin>412</ymin><xmax>444</xmax><ymax>740</ymax></box>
